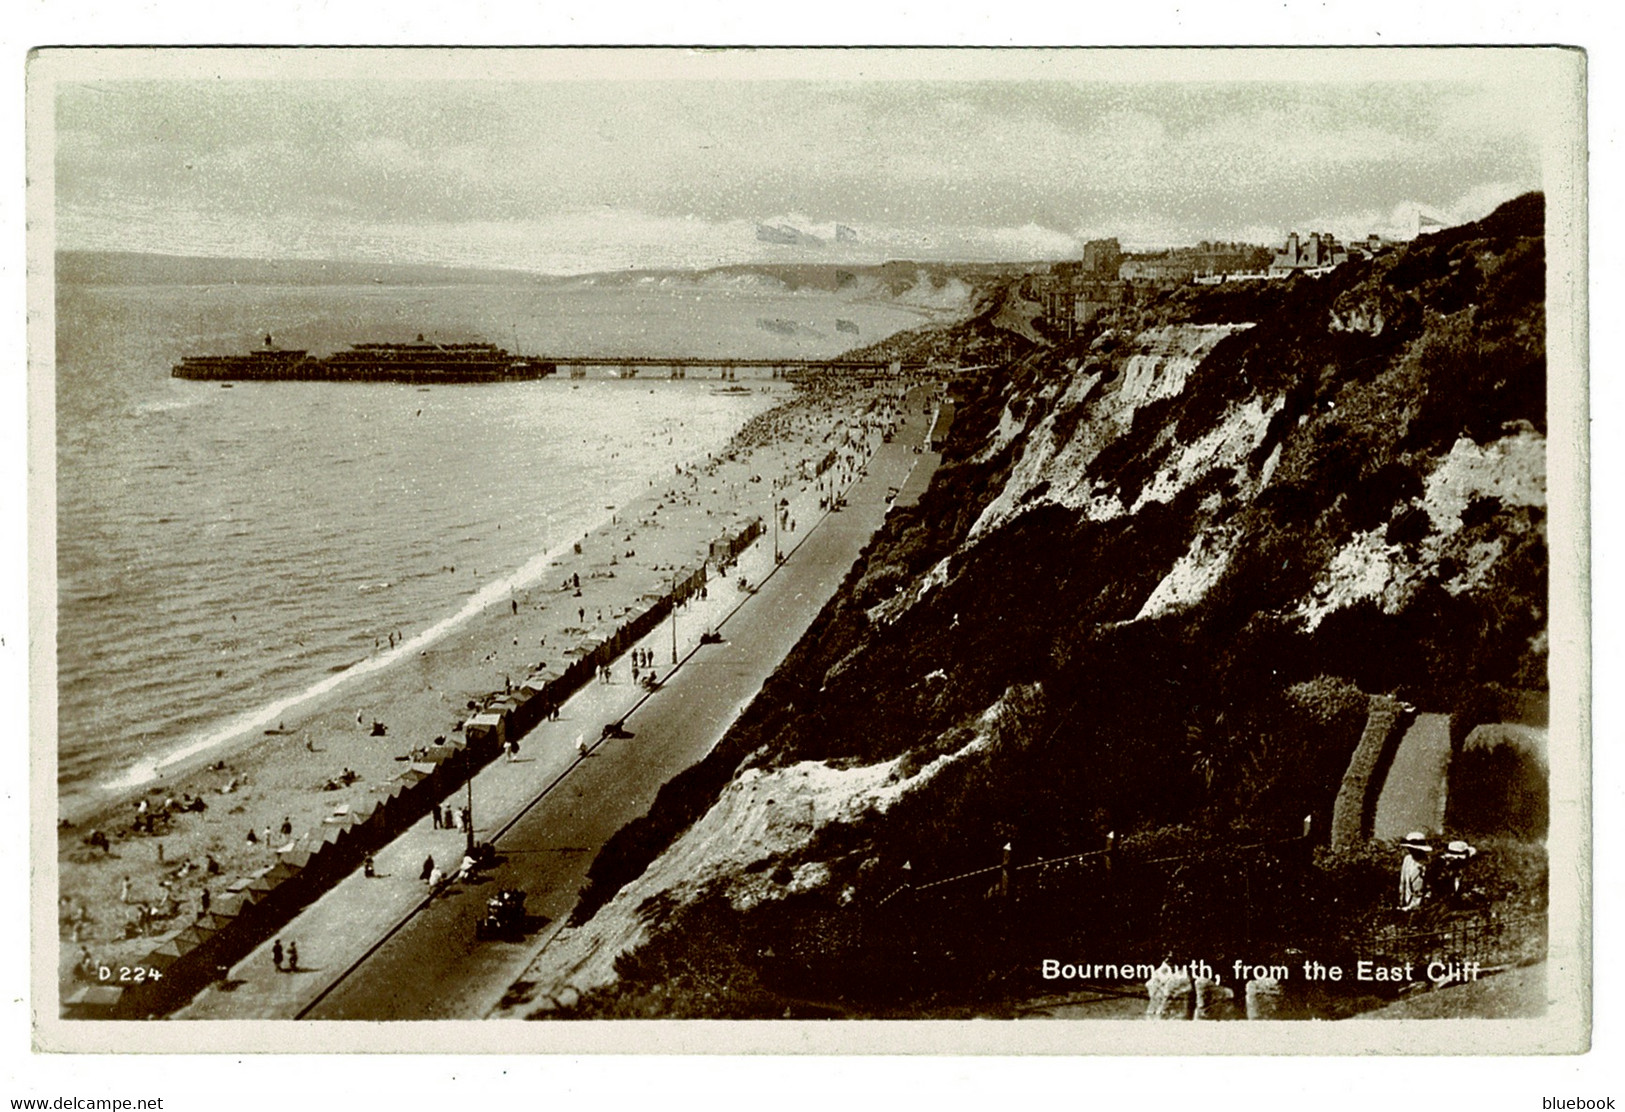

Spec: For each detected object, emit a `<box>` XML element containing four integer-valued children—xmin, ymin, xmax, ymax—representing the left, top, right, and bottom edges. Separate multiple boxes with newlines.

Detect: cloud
<box><xmin>52</xmin><ymin>75</ymin><xmax>1549</xmax><ymax>271</ymax></box>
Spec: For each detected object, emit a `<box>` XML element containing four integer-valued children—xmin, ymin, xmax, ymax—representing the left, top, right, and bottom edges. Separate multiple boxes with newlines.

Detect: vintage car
<box><xmin>476</xmin><ymin>888</ymin><xmax>527</xmax><ymax>939</ymax></box>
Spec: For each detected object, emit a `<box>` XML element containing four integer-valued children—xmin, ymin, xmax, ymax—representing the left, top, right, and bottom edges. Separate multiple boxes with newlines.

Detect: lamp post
<box><xmin>464</xmin><ymin>762</ymin><xmax>475</xmax><ymax>856</ymax></box>
<box><xmin>671</xmin><ymin>570</ymin><xmax>679</xmax><ymax>664</ymax></box>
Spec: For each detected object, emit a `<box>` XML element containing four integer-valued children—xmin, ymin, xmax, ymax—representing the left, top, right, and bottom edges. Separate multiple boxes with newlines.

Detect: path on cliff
<box><xmin>175</xmin><ymin>385</ymin><xmax>940</xmax><ymax>1021</ymax></box>
<box><xmin>1372</xmin><ymin>712</ymin><xmax>1453</xmax><ymax>841</ymax></box>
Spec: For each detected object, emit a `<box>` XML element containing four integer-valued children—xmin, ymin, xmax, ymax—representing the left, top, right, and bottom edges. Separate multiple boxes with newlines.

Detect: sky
<box><xmin>43</xmin><ymin>48</ymin><xmax>1571</xmax><ymax>275</ymax></box>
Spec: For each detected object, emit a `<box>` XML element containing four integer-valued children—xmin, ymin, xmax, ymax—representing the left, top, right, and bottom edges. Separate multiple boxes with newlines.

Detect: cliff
<box><xmin>508</xmin><ymin>194</ymin><xmax>1549</xmax><ymax>1018</ymax></box>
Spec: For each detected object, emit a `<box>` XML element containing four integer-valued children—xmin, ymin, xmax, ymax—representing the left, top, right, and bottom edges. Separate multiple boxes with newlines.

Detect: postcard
<box><xmin>28</xmin><ymin>45</ymin><xmax>1588</xmax><ymax>1056</ymax></box>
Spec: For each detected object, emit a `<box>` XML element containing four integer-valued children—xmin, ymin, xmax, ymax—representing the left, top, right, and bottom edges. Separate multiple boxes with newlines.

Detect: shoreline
<box><xmin>56</xmin><ymin>374</ymin><xmax>905</xmax><ymax>983</ymax></box>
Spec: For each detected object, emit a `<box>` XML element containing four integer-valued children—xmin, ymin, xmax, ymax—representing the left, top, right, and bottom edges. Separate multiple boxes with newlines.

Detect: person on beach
<box><xmin>120</xmin><ymin>876</ymin><xmax>130</xmax><ymax>903</ymax></box>
<box><xmin>280</xmin><ymin>816</ymin><xmax>292</xmax><ymax>837</ymax></box>
<box><xmin>272</xmin><ymin>939</ymin><xmax>284</xmax><ymax>971</ymax></box>
<box><xmin>199</xmin><ymin>888</ymin><xmax>210</xmax><ymax>915</ymax></box>
<box><xmin>245</xmin><ymin>828</ymin><xmax>257</xmax><ymax>845</ymax></box>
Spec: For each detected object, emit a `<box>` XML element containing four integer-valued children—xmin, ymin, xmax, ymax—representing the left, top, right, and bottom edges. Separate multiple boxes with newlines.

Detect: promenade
<box><xmin>175</xmin><ymin>386</ymin><xmax>939</xmax><ymax>1020</ymax></box>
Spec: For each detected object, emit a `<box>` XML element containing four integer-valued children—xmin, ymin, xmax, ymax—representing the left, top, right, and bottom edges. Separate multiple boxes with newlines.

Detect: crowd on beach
<box><xmin>57</xmin><ymin>373</ymin><xmax>910</xmax><ymax>993</ymax></box>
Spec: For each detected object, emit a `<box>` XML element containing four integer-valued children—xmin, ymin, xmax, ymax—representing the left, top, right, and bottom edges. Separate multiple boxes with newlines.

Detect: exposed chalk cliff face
<box><xmin>509</xmin><ymin>194</ymin><xmax>1549</xmax><ymax>1018</ymax></box>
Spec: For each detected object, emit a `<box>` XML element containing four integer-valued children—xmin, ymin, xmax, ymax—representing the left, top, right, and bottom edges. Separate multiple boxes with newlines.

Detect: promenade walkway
<box><xmin>176</xmin><ymin>386</ymin><xmax>937</xmax><ymax>1020</ymax></box>
<box><xmin>1372</xmin><ymin>712</ymin><xmax>1454</xmax><ymax>841</ymax></box>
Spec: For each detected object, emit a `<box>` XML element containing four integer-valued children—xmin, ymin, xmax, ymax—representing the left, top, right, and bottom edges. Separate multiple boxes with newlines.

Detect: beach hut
<box><xmin>214</xmin><ymin>889</ymin><xmax>260</xmax><ymax>918</ymax></box>
<box><xmin>262</xmin><ymin>860</ymin><xmax>303</xmax><ymax>885</ymax></box>
<box><xmin>193</xmin><ymin>911</ymin><xmax>236</xmax><ymax>933</ymax></box>
<box><xmin>63</xmin><ymin>984</ymin><xmax>125</xmax><ymax>1018</ymax></box>
<box><xmin>171</xmin><ymin>924</ymin><xmax>215</xmax><ymax>952</ymax></box>
<box><xmin>420</xmin><ymin>746</ymin><xmax>457</xmax><ymax>768</ymax></box>
<box><xmin>464</xmin><ymin>711</ymin><xmax>506</xmax><ymax>752</ymax></box>
<box><xmin>142</xmin><ymin>936</ymin><xmax>186</xmax><ymax>973</ymax></box>
<box><xmin>278</xmin><ymin>848</ymin><xmax>316</xmax><ymax>872</ymax></box>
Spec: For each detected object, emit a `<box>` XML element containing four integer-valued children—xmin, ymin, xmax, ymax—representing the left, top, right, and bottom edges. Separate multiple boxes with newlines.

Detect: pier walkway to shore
<box><xmin>173</xmin><ymin>387</ymin><xmax>941</xmax><ymax>1021</ymax></box>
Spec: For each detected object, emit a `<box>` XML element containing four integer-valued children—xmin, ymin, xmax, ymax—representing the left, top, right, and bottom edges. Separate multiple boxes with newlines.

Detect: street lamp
<box><xmin>464</xmin><ymin>763</ymin><xmax>475</xmax><ymax>856</ymax></box>
<box><xmin>671</xmin><ymin>570</ymin><xmax>679</xmax><ymax>664</ymax></box>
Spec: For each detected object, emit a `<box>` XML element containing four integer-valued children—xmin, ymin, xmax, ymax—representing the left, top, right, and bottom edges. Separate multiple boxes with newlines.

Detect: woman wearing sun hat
<box><xmin>1398</xmin><ymin>832</ymin><xmax>1432</xmax><ymax>911</ymax></box>
<box><xmin>1435</xmin><ymin>839</ymin><xmax>1478</xmax><ymax>901</ymax></box>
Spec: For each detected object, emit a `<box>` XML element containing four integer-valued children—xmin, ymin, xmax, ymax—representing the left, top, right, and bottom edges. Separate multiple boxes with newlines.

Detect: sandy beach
<box><xmin>56</xmin><ymin>375</ymin><xmax>904</xmax><ymax>984</ymax></box>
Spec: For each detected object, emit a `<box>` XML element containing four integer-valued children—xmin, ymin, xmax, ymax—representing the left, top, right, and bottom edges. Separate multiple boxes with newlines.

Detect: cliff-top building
<box><xmin>1269</xmin><ymin>232</ymin><xmax>1351</xmax><ymax>277</ymax></box>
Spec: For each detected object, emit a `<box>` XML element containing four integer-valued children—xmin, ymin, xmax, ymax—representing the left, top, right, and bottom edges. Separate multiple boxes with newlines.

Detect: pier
<box><xmin>174</xmin><ymin>344</ymin><xmax>926</xmax><ymax>384</ymax></box>
<box><xmin>541</xmin><ymin>356</ymin><xmax>922</xmax><ymax>379</ymax></box>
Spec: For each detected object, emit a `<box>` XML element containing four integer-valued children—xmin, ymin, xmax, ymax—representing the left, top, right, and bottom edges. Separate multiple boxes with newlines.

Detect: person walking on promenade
<box><xmin>271</xmin><ymin>939</ymin><xmax>284</xmax><ymax>971</ymax></box>
<box><xmin>432</xmin><ymin>806</ymin><xmax>442</xmax><ymax>830</ymax></box>
<box><xmin>421</xmin><ymin>856</ymin><xmax>435</xmax><ymax>883</ymax></box>
<box><xmin>286</xmin><ymin>941</ymin><xmax>299</xmax><ymax>972</ymax></box>
<box><xmin>363</xmin><ymin>854</ymin><xmax>376</xmax><ymax>878</ymax></box>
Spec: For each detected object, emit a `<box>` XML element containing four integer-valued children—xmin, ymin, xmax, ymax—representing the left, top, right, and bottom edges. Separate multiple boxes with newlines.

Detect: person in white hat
<box><xmin>1436</xmin><ymin>839</ymin><xmax>1478</xmax><ymax>901</ymax></box>
<box><xmin>1398</xmin><ymin>832</ymin><xmax>1432</xmax><ymax>911</ymax></box>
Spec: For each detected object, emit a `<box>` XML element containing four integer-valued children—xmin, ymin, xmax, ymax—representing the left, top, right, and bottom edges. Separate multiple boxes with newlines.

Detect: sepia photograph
<box><xmin>26</xmin><ymin>45</ymin><xmax>1587</xmax><ymax>1057</ymax></box>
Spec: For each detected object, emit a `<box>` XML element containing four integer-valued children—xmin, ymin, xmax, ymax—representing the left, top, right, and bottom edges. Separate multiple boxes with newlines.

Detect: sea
<box><xmin>53</xmin><ymin>256</ymin><xmax>934</xmax><ymax>818</ymax></box>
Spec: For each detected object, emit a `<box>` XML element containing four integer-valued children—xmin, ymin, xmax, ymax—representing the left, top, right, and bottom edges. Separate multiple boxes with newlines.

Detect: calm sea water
<box><xmin>54</xmin><ymin>269</ymin><xmax>927</xmax><ymax>815</ymax></box>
